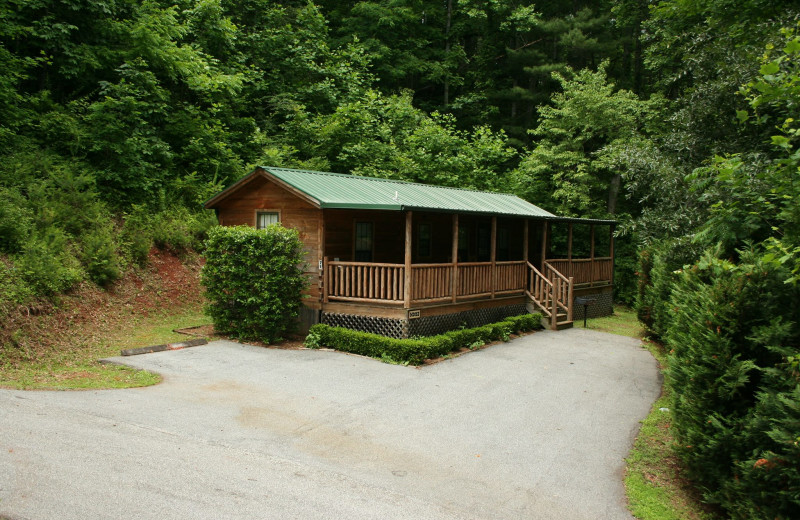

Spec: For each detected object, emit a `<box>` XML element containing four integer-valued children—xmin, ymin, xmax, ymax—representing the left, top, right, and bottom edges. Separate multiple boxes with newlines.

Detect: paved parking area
<box><xmin>0</xmin><ymin>328</ymin><xmax>660</xmax><ymax>520</ymax></box>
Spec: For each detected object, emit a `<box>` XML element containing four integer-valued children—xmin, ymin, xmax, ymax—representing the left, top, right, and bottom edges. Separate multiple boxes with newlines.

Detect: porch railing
<box><xmin>324</xmin><ymin>259</ymin><xmax>576</xmax><ymax>330</ymax></box>
<box><xmin>324</xmin><ymin>259</ymin><xmax>527</xmax><ymax>304</ymax></box>
<box><xmin>543</xmin><ymin>257</ymin><xmax>612</xmax><ymax>286</ymax></box>
<box><xmin>326</xmin><ymin>261</ymin><xmax>405</xmax><ymax>303</ymax></box>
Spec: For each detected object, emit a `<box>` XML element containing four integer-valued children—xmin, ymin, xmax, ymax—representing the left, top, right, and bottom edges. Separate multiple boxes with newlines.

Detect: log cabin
<box><xmin>204</xmin><ymin>167</ymin><xmax>616</xmax><ymax>338</ymax></box>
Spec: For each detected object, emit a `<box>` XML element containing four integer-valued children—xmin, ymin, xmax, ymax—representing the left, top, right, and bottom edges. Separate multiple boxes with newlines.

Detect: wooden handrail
<box><xmin>527</xmin><ymin>261</ymin><xmax>574</xmax><ymax>330</ymax></box>
<box><xmin>329</xmin><ymin>260</ymin><xmax>403</xmax><ymax>268</ymax></box>
<box><xmin>544</xmin><ymin>261</ymin><xmax>570</xmax><ymax>284</ymax></box>
<box><xmin>527</xmin><ymin>261</ymin><xmax>552</xmax><ymax>287</ymax></box>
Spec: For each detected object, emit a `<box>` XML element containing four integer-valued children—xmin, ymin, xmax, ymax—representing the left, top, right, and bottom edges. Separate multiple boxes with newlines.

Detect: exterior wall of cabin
<box><xmin>213</xmin><ymin>175</ymin><xmax>323</xmax><ymax>309</ymax></box>
<box><xmin>323</xmin><ymin>209</ymin><xmax>406</xmax><ymax>263</ymax></box>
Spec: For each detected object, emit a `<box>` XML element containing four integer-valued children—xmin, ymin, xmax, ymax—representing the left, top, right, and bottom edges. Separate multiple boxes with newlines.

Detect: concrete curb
<box><xmin>120</xmin><ymin>338</ymin><xmax>208</xmax><ymax>356</ymax></box>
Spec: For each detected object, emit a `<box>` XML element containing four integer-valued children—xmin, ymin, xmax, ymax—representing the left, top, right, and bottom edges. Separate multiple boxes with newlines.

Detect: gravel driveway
<box><xmin>0</xmin><ymin>328</ymin><xmax>660</xmax><ymax>520</ymax></box>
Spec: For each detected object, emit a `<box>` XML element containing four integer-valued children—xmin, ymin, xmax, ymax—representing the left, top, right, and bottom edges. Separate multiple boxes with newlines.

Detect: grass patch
<box><xmin>589</xmin><ymin>306</ymin><xmax>713</xmax><ymax>519</ymax></box>
<box><xmin>579</xmin><ymin>305</ymin><xmax>645</xmax><ymax>337</ymax></box>
<box><xmin>108</xmin><ymin>307</ymin><xmax>211</xmax><ymax>353</ymax></box>
<box><xmin>0</xmin><ymin>305</ymin><xmax>212</xmax><ymax>391</ymax></box>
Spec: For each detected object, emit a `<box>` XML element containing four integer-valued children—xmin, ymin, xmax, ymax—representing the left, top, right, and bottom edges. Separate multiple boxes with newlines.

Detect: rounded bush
<box><xmin>202</xmin><ymin>225</ymin><xmax>308</xmax><ymax>343</ymax></box>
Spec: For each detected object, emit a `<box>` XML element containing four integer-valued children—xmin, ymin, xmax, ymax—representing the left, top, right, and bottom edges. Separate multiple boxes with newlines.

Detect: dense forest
<box><xmin>1</xmin><ymin>1</ymin><xmax>799</xmax><ymax>517</ymax></box>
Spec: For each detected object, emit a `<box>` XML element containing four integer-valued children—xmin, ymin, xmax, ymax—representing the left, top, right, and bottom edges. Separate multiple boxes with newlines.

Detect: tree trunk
<box><xmin>607</xmin><ymin>174</ymin><xmax>621</xmax><ymax>215</ymax></box>
<box><xmin>444</xmin><ymin>0</ymin><xmax>453</xmax><ymax>107</ymax></box>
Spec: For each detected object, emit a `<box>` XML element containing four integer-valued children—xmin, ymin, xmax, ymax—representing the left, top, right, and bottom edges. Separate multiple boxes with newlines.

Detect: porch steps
<box><xmin>541</xmin><ymin>314</ymin><xmax>574</xmax><ymax>331</ymax></box>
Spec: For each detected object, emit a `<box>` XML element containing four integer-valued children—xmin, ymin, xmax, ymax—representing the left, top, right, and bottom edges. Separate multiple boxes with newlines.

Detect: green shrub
<box><xmin>202</xmin><ymin>224</ymin><xmax>308</xmax><ymax>343</ymax></box>
<box><xmin>152</xmin><ymin>207</ymin><xmax>217</xmax><ymax>253</ymax></box>
<box><xmin>613</xmin><ymin>234</ymin><xmax>639</xmax><ymax>305</ymax></box>
<box><xmin>0</xmin><ymin>187</ymin><xmax>33</xmax><ymax>254</ymax></box>
<box><xmin>636</xmin><ymin>236</ymin><xmax>703</xmax><ymax>339</ymax></box>
<box><xmin>305</xmin><ymin>313</ymin><xmax>543</xmax><ymax>365</ymax></box>
<box><xmin>120</xmin><ymin>205</ymin><xmax>218</xmax><ymax>265</ymax></box>
<box><xmin>666</xmin><ymin>251</ymin><xmax>800</xmax><ymax>518</ymax></box>
<box><xmin>79</xmin><ymin>223</ymin><xmax>121</xmax><ymax>286</ymax></box>
<box><xmin>0</xmin><ymin>257</ymin><xmax>32</xmax><ymax>315</ymax></box>
<box><xmin>16</xmin><ymin>228</ymin><xmax>83</xmax><ymax>295</ymax></box>
<box><xmin>120</xmin><ymin>205</ymin><xmax>154</xmax><ymax>266</ymax></box>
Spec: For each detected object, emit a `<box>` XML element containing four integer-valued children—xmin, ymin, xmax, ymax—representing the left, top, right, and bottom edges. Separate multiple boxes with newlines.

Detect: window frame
<box><xmin>254</xmin><ymin>209</ymin><xmax>281</xmax><ymax>229</ymax></box>
<box><xmin>352</xmin><ymin>220</ymin><xmax>374</xmax><ymax>262</ymax></box>
<box><xmin>417</xmin><ymin>222</ymin><xmax>432</xmax><ymax>259</ymax></box>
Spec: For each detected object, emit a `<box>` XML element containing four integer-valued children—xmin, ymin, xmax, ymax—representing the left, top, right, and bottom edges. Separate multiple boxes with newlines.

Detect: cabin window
<box><xmin>354</xmin><ymin>222</ymin><xmax>373</xmax><ymax>262</ymax></box>
<box><xmin>256</xmin><ymin>211</ymin><xmax>280</xmax><ymax>229</ymax></box>
<box><xmin>417</xmin><ymin>223</ymin><xmax>432</xmax><ymax>258</ymax></box>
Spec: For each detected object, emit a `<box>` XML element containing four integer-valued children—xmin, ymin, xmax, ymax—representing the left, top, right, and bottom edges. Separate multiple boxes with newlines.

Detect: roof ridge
<box><xmin>261</xmin><ymin>166</ymin><xmax>519</xmax><ymax>198</ymax></box>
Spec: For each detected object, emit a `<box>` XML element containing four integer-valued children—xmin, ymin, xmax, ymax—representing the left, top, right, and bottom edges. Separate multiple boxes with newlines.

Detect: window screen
<box><xmin>354</xmin><ymin>222</ymin><xmax>373</xmax><ymax>261</ymax></box>
<box><xmin>477</xmin><ymin>223</ymin><xmax>490</xmax><ymax>261</ymax></box>
<box><xmin>418</xmin><ymin>223</ymin><xmax>431</xmax><ymax>258</ymax></box>
<box><xmin>458</xmin><ymin>227</ymin><xmax>468</xmax><ymax>261</ymax></box>
<box><xmin>497</xmin><ymin>227</ymin><xmax>509</xmax><ymax>261</ymax></box>
<box><xmin>257</xmin><ymin>212</ymin><xmax>279</xmax><ymax>229</ymax></box>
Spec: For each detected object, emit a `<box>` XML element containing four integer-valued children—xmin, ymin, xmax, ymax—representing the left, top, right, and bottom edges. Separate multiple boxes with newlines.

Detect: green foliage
<box><xmin>636</xmin><ymin>237</ymin><xmax>704</xmax><ymax>339</ymax></box>
<box><xmin>16</xmin><ymin>228</ymin><xmax>84</xmax><ymax>296</ymax></box>
<box><xmin>512</xmin><ymin>63</ymin><xmax>659</xmax><ymax>218</ymax></box>
<box><xmin>151</xmin><ymin>207</ymin><xmax>217</xmax><ymax>253</ymax></box>
<box><xmin>305</xmin><ymin>313</ymin><xmax>542</xmax><ymax>365</ymax></box>
<box><xmin>284</xmin><ymin>90</ymin><xmax>517</xmax><ymax>190</ymax></box>
<box><xmin>79</xmin><ymin>222</ymin><xmax>120</xmax><ymax>286</ymax></box>
<box><xmin>665</xmin><ymin>251</ymin><xmax>800</xmax><ymax>518</ymax></box>
<box><xmin>0</xmin><ymin>187</ymin><xmax>33</xmax><ymax>253</ymax></box>
<box><xmin>0</xmin><ymin>257</ymin><xmax>32</xmax><ymax>314</ymax></box>
<box><xmin>202</xmin><ymin>225</ymin><xmax>308</xmax><ymax>343</ymax></box>
<box><xmin>612</xmin><ymin>233</ymin><xmax>638</xmax><ymax>306</ymax></box>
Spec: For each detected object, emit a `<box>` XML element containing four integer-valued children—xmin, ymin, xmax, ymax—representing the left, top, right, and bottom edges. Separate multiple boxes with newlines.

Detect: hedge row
<box><xmin>304</xmin><ymin>313</ymin><xmax>543</xmax><ymax>365</ymax></box>
<box><xmin>202</xmin><ymin>225</ymin><xmax>307</xmax><ymax>343</ymax></box>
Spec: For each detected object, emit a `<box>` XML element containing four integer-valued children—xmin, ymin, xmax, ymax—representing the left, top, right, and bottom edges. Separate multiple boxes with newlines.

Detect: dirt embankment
<box><xmin>0</xmin><ymin>248</ymin><xmax>204</xmax><ymax>365</ymax></box>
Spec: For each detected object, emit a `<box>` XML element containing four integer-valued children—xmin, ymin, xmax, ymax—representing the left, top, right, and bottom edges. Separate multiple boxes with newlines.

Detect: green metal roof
<box><xmin>207</xmin><ymin>166</ymin><xmax>557</xmax><ymax>218</ymax></box>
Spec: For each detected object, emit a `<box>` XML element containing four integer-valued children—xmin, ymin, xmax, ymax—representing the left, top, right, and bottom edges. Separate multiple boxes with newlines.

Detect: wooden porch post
<box><xmin>490</xmin><ymin>216</ymin><xmax>497</xmax><ymax>299</ymax></box>
<box><xmin>323</xmin><ymin>256</ymin><xmax>329</xmax><ymax>303</ymax></box>
<box><xmin>523</xmin><ymin>219</ymin><xmax>529</xmax><ymax>292</ymax></box>
<box><xmin>610</xmin><ymin>223</ymin><xmax>616</xmax><ymax>291</ymax></box>
<box><xmin>609</xmin><ymin>224</ymin><xmax>615</xmax><ymax>259</ymax></box>
<box><xmin>590</xmin><ymin>223</ymin><xmax>595</xmax><ymax>287</ymax></box>
<box><xmin>404</xmin><ymin>211</ymin><xmax>413</xmax><ymax>308</ymax></box>
<box><xmin>319</xmin><ymin>214</ymin><xmax>326</xmax><ymax>304</ymax></box>
<box><xmin>540</xmin><ymin>221</ymin><xmax>548</xmax><ymax>268</ymax></box>
<box><xmin>567</xmin><ymin>222</ymin><xmax>573</xmax><ymax>261</ymax></box>
<box><xmin>451</xmin><ymin>214</ymin><xmax>458</xmax><ymax>303</ymax></box>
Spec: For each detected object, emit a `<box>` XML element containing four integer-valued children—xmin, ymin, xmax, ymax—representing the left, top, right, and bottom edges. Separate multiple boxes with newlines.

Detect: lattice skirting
<box><xmin>572</xmin><ymin>290</ymin><xmax>614</xmax><ymax>320</ymax></box>
<box><xmin>321</xmin><ymin>313</ymin><xmax>408</xmax><ymax>339</ymax></box>
<box><xmin>321</xmin><ymin>303</ymin><xmax>530</xmax><ymax>339</ymax></box>
<box><xmin>408</xmin><ymin>304</ymin><xmax>529</xmax><ymax>338</ymax></box>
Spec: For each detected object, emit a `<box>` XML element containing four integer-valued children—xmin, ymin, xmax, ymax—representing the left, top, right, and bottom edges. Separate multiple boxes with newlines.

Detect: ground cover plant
<box><xmin>304</xmin><ymin>313</ymin><xmax>542</xmax><ymax>365</ymax></box>
<box><xmin>0</xmin><ymin>249</ymin><xmax>208</xmax><ymax>390</ymax></box>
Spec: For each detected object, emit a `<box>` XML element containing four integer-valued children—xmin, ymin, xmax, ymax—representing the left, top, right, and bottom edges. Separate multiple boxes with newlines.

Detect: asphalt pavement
<box><xmin>0</xmin><ymin>328</ymin><xmax>661</xmax><ymax>520</ymax></box>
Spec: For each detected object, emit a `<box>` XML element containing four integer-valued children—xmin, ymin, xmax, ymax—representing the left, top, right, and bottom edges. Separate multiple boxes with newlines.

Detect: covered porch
<box><xmin>319</xmin><ymin>209</ymin><xmax>614</xmax><ymax>330</ymax></box>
